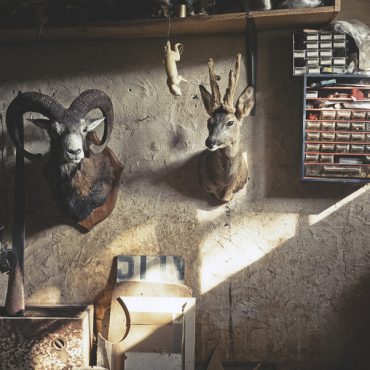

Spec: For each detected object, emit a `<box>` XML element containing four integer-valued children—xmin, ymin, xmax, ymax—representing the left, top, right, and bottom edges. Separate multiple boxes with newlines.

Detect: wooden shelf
<box><xmin>304</xmin><ymin>163</ymin><xmax>370</xmax><ymax>166</ymax></box>
<box><xmin>306</xmin><ymin>139</ymin><xmax>370</xmax><ymax>143</ymax></box>
<box><xmin>306</xmin><ymin>108</ymin><xmax>370</xmax><ymax>111</ymax></box>
<box><xmin>307</xmin><ymin>98</ymin><xmax>370</xmax><ymax>102</ymax></box>
<box><xmin>306</xmin><ymin>130</ymin><xmax>370</xmax><ymax>134</ymax></box>
<box><xmin>0</xmin><ymin>4</ymin><xmax>340</xmax><ymax>43</ymax></box>
<box><xmin>307</xmin><ymin>86</ymin><xmax>370</xmax><ymax>90</ymax></box>
<box><xmin>305</xmin><ymin>152</ymin><xmax>370</xmax><ymax>156</ymax></box>
<box><xmin>306</xmin><ymin>120</ymin><xmax>370</xmax><ymax>123</ymax></box>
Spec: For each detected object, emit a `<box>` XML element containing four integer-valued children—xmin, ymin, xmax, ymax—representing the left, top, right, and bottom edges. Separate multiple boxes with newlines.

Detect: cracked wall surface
<box><xmin>0</xmin><ymin>1</ymin><xmax>370</xmax><ymax>368</ymax></box>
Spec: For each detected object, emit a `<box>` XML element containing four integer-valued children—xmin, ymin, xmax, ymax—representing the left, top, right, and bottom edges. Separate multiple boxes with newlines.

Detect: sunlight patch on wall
<box><xmin>199</xmin><ymin>213</ymin><xmax>298</xmax><ymax>294</ymax></box>
<box><xmin>105</xmin><ymin>222</ymin><xmax>159</xmax><ymax>255</ymax></box>
<box><xmin>308</xmin><ymin>184</ymin><xmax>370</xmax><ymax>226</ymax></box>
<box><xmin>28</xmin><ymin>286</ymin><xmax>61</xmax><ymax>304</ymax></box>
<box><xmin>197</xmin><ymin>205</ymin><xmax>230</xmax><ymax>224</ymax></box>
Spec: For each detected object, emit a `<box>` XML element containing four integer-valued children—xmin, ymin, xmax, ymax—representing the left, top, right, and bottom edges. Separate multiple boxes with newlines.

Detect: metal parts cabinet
<box><xmin>302</xmin><ymin>74</ymin><xmax>370</xmax><ymax>183</ymax></box>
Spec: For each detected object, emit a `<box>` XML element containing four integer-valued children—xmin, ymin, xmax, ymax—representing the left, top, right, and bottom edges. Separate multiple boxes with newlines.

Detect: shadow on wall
<box><xmin>124</xmin><ymin>151</ymin><xmax>225</xmax><ymax>208</ymax></box>
<box><xmin>4</xmin><ymin>134</ymin><xmax>370</xmax><ymax>367</ymax></box>
<box><xmin>1</xmin><ymin>29</ymin><xmax>370</xmax><ymax>370</ymax></box>
<box><xmin>247</xmin><ymin>31</ymin><xmax>361</xmax><ymax>213</ymax></box>
<box><xmin>0</xmin><ymin>35</ymin><xmax>245</xmax><ymax>83</ymax></box>
<box><xmin>194</xmin><ymin>186</ymin><xmax>370</xmax><ymax>369</ymax></box>
<box><xmin>24</xmin><ymin>160</ymin><xmax>84</xmax><ymax>236</ymax></box>
<box><xmin>15</xmin><ymin>150</ymin><xmax>222</xmax><ymax>238</ymax></box>
<box><xmin>11</xmin><ymin>122</ymin><xmax>367</xmax><ymax>368</ymax></box>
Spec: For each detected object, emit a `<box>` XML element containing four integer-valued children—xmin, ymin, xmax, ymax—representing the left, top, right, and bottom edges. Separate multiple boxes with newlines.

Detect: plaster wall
<box><xmin>0</xmin><ymin>1</ymin><xmax>370</xmax><ymax>368</ymax></box>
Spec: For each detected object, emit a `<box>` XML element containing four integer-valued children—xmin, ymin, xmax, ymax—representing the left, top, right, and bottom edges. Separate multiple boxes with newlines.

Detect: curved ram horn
<box><xmin>6</xmin><ymin>92</ymin><xmax>65</xmax><ymax>161</ymax></box>
<box><xmin>69</xmin><ymin>89</ymin><xmax>114</xmax><ymax>155</ymax></box>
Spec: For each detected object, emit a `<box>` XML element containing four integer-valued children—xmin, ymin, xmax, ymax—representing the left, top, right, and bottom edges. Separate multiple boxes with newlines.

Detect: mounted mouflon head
<box><xmin>6</xmin><ymin>89</ymin><xmax>123</xmax><ymax>231</ymax></box>
<box><xmin>199</xmin><ymin>54</ymin><xmax>255</xmax><ymax>202</ymax></box>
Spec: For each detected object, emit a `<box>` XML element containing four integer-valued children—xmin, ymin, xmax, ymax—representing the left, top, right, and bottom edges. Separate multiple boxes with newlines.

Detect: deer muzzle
<box><xmin>205</xmin><ymin>137</ymin><xmax>223</xmax><ymax>151</ymax></box>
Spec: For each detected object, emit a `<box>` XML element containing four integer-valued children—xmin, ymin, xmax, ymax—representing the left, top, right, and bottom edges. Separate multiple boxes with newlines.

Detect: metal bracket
<box><xmin>246</xmin><ymin>12</ymin><xmax>257</xmax><ymax>116</ymax></box>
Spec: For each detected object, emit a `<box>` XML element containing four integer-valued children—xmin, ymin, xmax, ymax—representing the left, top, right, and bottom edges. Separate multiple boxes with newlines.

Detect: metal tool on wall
<box><xmin>5</xmin><ymin>119</ymin><xmax>25</xmax><ymax>316</ymax></box>
<box><xmin>246</xmin><ymin>11</ymin><xmax>257</xmax><ymax>116</ymax></box>
<box><xmin>0</xmin><ymin>114</ymin><xmax>13</xmax><ymax>276</ymax></box>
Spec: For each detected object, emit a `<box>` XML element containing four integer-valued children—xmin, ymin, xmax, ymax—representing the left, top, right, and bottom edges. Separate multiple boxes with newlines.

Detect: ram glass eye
<box><xmin>227</xmin><ymin>121</ymin><xmax>234</xmax><ymax>127</ymax></box>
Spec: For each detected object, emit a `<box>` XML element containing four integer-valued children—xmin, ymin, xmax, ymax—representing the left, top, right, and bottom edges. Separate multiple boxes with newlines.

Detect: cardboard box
<box><xmin>120</xmin><ymin>296</ymin><xmax>196</xmax><ymax>370</ymax></box>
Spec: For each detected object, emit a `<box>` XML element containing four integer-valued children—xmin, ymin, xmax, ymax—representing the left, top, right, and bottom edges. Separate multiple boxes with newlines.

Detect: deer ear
<box><xmin>199</xmin><ymin>85</ymin><xmax>213</xmax><ymax>116</ymax></box>
<box><xmin>236</xmin><ymin>86</ymin><xmax>255</xmax><ymax>120</ymax></box>
<box><xmin>27</xmin><ymin>118</ymin><xmax>51</xmax><ymax>130</ymax></box>
<box><xmin>86</xmin><ymin>117</ymin><xmax>105</xmax><ymax>132</ymax></box>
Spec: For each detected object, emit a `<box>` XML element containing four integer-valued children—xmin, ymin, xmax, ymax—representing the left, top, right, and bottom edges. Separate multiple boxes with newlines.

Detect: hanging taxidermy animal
<box><xmin>164</xmin><ymin>40</ymin><xmax>188</xmax><ymax>96</ymax></box>
<box><xmin>6</xmin><ymin>89</ymin><xmax>123</xmax><ymax>232</ymax></box>
<box><xmin>199</xmin><ymin>54</ymin><xmax>255</xmax><ymax>202</ymax></box>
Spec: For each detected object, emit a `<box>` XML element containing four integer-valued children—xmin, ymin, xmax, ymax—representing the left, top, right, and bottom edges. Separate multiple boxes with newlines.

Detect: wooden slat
<box><xmin>251</xmin><ymin>5</ymin><xmax>338</xmax><ymax>29</ymax></box>
<box><xmin>183</xmin><ymin>299</ymin><xmax>196</xmax><ymax>370</ymax></box>
<box><xmin>335</xmin><ymin>0</ymin><xmax>342</xmax><ymax>12</ymax></box>
<box><xmin>125</xmin><ymin>353</ymin><xmax>183</xmax><ymax>370</ymax></box>
<box><xmin>0</xmin><ymin>14</ymin><xmax>245</xmax><ymax>44</ymax></box>
<box><xmin>305</xmin><ymin>163</ymin><xmax>370</xmax><ymax>166</ymax></box>
<box><xmin>307</xmin><ymin>98</ymin><xmax>370</xmax><ymax>101</ymax></box>
<box><xmin>304</xmin><ymin>152</ymin><xmax>370</xmax><ymax>156</ymax></box>
<box><xmin>307</xmin><ymin>108</ymin><xmax>370</xmax><ymax>111</ymax></box>
<box><xmin>0</xmin><ymin>3</ymin><xmax>340</xmax><ymax>44</ymax></box>
<box><xmin>306</xmin><ymin>141</ymin><xmax>370</xmax><ymax>144</ymax></box>
<box><xmin>307</xmin><ymin>86</ymin><xmax>370</xmax><ymax>90</ymax></box>
<box><xmin>306</xmin><ymin>120</ymin><xmax>370</xmax><ymax>123</ymax></box>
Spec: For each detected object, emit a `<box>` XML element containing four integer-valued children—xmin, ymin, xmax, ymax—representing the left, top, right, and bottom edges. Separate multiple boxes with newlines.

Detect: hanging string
<box><xmin>167</xmin><ymin>14</ymin><xmax>171</xmax><ymax>41</ymax></box>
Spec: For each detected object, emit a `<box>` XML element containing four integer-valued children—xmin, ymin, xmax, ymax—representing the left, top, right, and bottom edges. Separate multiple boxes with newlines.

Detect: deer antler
<box><xmin>208</xmin><ymin>58</ymin><xmax>222</xmax><ymax>112</ymax></box>
<box><xmin>223</xmin><ymin>53</ymin><xmax>241</xmax><ymax>114</ymax></box>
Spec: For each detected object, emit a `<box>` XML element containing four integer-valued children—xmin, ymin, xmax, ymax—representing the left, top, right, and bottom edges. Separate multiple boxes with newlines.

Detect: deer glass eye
<box><xmin>227</xmin><ymin>121</ymin><xmax>234</xmax><ymax>127</ymax></box>
<box><xmin>82</xmin><ymin>126</ymin><xmax>88</xmax><ymax>133</ymax></box>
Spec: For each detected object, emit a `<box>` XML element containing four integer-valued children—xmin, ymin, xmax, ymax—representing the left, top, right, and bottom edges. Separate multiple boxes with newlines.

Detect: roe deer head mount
<box><xmin>199</xmin><ymin>54</ymin><xmax>255</xmax><ymax>202</ymax></box>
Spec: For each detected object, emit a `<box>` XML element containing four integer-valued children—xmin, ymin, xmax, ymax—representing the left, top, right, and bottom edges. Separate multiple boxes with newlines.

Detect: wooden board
<box><xmin>206</xmin><ymin>346</ymin><xmax>224</xmax><ymax>370</ymax></box>
<box><xmin>78</xmin><ymin>132</ymin><xmax>123</xmax><ymax>232</ymax></box>
<box><xmin>251</xmin><ymin>5</ymin><xmax>339</xmax><ymax>29</ymax></box>
<box><xmin>118</xmin><ymin>322</ymin><xmax>183</xmax><ymax>353</ymax></box>
<box><xmin>118</xmin><ymin>297</ymin><xmax>196</xmax><ymax>369</ymax></box>
<box><xmin>125</xmin><ymin>352</ymin><xmax>182</xmax><ymax>370</ymax></box>
<box><xmin>96</xmin><ymin>296</ymin><xmax>196</xmax><ymax>370</ymax></box>
<box><xmin>0</xmin><ymin>4</ymin><xmax>340</xmax><ymax>44</ymax></box>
